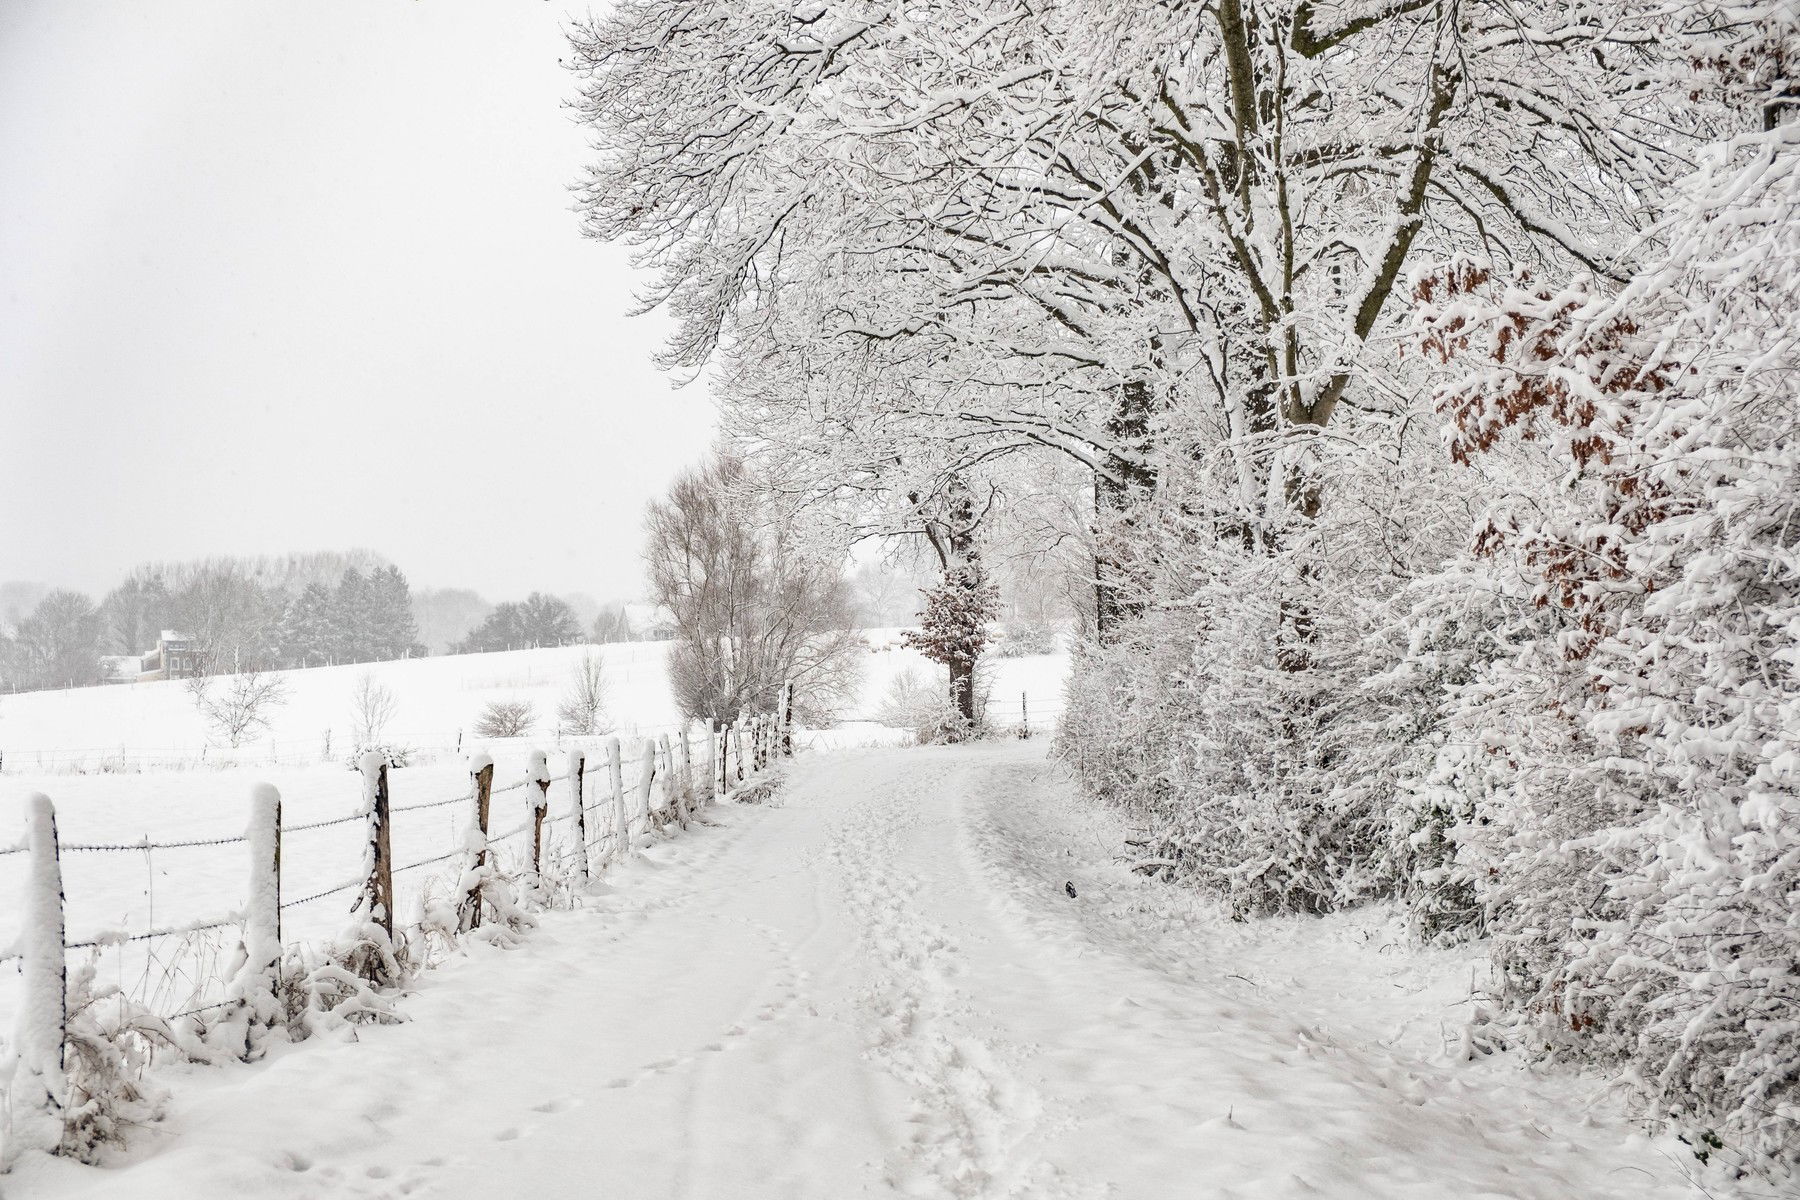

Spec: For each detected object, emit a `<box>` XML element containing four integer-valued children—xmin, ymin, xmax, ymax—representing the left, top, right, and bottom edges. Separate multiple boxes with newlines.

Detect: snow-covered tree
<box><xmin>646</xmin><ymin>452</ymin><xmax>864</xmax><ymax>725</ymax></box>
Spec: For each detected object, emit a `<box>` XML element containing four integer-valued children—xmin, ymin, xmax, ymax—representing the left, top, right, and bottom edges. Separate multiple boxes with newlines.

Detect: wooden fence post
<box><xmin>734</xmin><ymin>718</ymin><xmax>746</xmax><ymax>784</ymax></box>
<box><xmin>12</xmin><ymin>793</ymin><xmax>69</xmax><ymax>1154</ymax></box>
<box><xmin>567</xmin><ymin>750</ymin><xmax>589</xmax><ymax>886</ymax></box>
<box><xmin>715</xmin><ymin>721</ymin><xmax>727</xmax><ymax>796</ymax></box>
<box><xmin>607</xmin><ymin>736</ymin><xmax>627</xmax><ymax>861</ymax></box>
<box><xmin>678</xmin><ymin>728</ymin><xmax>693</xmax><ymax>819</ymax></box>
<box><xmin>633</xmin><ymin>737</ymin><xmax>662</xmax><ymax>831</ymax></box>
<box><xmin>780</xmin><ymin>680</ymin><xmax>794</xmax><ymax>757</ymax></box>
<box><xmin>231</xmin><ymin>783</ymin><xmax>282</xmax><ymax>1058</ymax></box>
<box><xmin>706</xmin><ymin>722</ymin><xmax>719</xmax><ymax>803</ymax></box>
<box><xmin>526</xmin><ymin>750</ymin><xmax>550</xmax><ymax>900</ymax></box>
<box><xmin>459</xmin><ymin>753</ymin><xmax>494</xmax><ymax>932</ymax></box>
<box><xmin>634</xmin><ymin>739</ymin><xmax>658</xmax><ymax>835</ymax></box>
<box><xmin>356</xmin><ymin>753</ymin><xmax>395</xmax><ymax>955</ymax></box>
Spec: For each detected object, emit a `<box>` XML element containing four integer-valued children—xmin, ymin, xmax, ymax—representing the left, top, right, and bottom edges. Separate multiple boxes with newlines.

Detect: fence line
<box><xmin>1</xmin><ymin>701</ymin><xmax>795</xmax><ymax>1162</ymax></box>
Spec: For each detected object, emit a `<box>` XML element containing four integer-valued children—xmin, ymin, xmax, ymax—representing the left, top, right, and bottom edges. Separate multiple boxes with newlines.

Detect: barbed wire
<box><xmin>168</xmin><ymin>998</ymin><xmax>235</xmax><ymax>1022</ymax></box>
<box><xmin>62</xmin><ymin>833</ymin><xmax>248</xmax><ymax>854</ymax></box>
<box><xmin>65</xmin><ymin>914</ymin><xmax>239</xmax><ymax>952</ymax></box>
<box><xmin>280</xmin><ymin>877</ymin><xmax>363</xmax><ymax>910</ymax></box>
<box><xmin>389</xmin><ymin>793</ymin><xmax>468</xmax><ymax>816</ymax></box>
<box><xmin>392</xmin><ymin>848</ymin><xmax>463</xmax><ymax>876</ymax></box>
<box><xmin>284</xmin><ymin>811</ymin><xmax>367</xmax><ymax>835</ymax></box>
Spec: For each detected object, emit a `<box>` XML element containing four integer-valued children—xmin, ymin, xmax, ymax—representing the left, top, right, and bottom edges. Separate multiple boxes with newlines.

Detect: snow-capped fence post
<box><xmin>705</xmin><ymin>722</ymin><xmax>719</xmax><ymax>803</ymax></box>
<box><xmin>567</xmin><ymin>750</ymin><xmax>589</xmax><ymax>885</ymax></box>
<box><xmin>526</xmin><ymin>750</ymin><xmax>550</xmax><ymax>900</ymax></box>
<box><xmin>225</xmin><ymin>784</ymin><xmax>283</xmax><ymax>1060</ymax></box>
<box><xmin>1020</xmin><ymin>691</ymin><xmax>1029</xmax><ymax>738</ymax></box>
<box><xmin>780</xmin><ymin>680</ymin><xmax>793</xmax><ymax>757</ymax></box>
<box><xmin>458</xmin><ymin>753</ymin><xmax>494</xmax><ymax>932</ymax></box>
<box><xmin>604</xmin><ymin>741</ymin><xmax>626</xmax><ymax>863</ymax></box>
<box><xmin>354</xmin><ymin>753</ymin><xmax>396</xmax><ymax>964</ymax></box>
<box><xmin>9</xmin><ymin>793</ymin><xmax>70</xmax><ymax>1158</ymax></box>
<box><xmin>633</xmin><ymin>739</ymin><xmax>657</xmax><ymax>836</ymax></box>
<box><xmin>733</xmin><ymin>718</ymin><xmax>746</xmax><ymax>784</ymax></box>
<box><xmin>714</xmin><ymin>722</ymin><xmax>727</xmax><ymax>797</ymax></box>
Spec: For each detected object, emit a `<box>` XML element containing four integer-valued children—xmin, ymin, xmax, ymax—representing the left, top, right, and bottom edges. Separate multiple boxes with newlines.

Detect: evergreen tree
<box><xmin>281</xmin><ymin>582</ymin><xmax>337</xmax><ymax>667</ymax></box>
<box><xmin>518</xmin><ymin>592</ymin><xmax>580</xmax><ymax>647</ymax></box>
<box><xmin>332</xmin><ymin>567</ymin><xmax>377</xmax><ymax>663</ymax></box>
<box><xmin>455</xmin><ymin>601</ymin><xmax>527</xmax><ymax>653</ymax></box>
<box><xmin>368</xmin><ymin>565</ymin><xmax>421</xmax><ymax>660</ymax></box>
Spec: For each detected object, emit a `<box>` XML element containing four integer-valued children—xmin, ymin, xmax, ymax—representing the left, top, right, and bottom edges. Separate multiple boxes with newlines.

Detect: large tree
<box><xmin>570</xmin><ymin>0</ymin><xmax>1714</xmax><ymax>636</ymax></box>
<box><xmin>4</xmin><ymin>591</ymin><xmax>104</xmax><ymax>691</ymax></box>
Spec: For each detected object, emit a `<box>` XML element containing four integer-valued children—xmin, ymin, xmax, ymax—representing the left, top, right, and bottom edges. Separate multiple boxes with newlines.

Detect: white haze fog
<box><xmin>0</xmin><ymin>0</ymin><xmax>713</xmax><ymax>599</ymax></box>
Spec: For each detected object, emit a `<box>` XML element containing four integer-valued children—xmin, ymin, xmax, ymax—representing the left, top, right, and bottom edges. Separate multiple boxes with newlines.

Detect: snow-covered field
<box><xmin>6</xmin><ymin>742</ymin><xmax>1729</xmax><ymax>1199</ymax></box>
<box><xmin>0</xmin><ymin>638</ymin><xmax>1068</xmax><ymax>1034</ymax></box>
<box><xmin>0</xmin><ymin>635</ymin><xmax>1070</xmax><ymax>773</ymax></box>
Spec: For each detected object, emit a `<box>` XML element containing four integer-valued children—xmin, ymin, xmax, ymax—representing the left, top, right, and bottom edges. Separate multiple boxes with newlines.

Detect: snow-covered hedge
<box><xmin>1061</xmin><ymin>121</ymin><xmax>1800</xmax><ymax>1173</ymax></box>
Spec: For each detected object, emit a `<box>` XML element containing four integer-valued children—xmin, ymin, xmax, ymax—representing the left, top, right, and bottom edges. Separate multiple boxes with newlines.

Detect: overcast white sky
<box><xmin>0</xmin><ymin>1</ymin><xmax>714</xmax><ymax>602</ymax></box>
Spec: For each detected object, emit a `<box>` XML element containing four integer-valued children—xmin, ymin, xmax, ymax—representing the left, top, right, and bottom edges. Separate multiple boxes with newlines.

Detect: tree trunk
<box><xmin>950</xmin><ymin>656</ymin><xmax>976</xmax><ymax>724</ymax></box>
<box><xmin>1094</xmin><ymin>378</ymin><xmax>1157</xmax><ymax>644</ymax></box>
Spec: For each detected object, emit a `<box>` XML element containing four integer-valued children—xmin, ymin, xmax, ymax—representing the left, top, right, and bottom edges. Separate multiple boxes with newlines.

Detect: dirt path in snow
<box><xmin>18</xmin><ymin>742</ymin><xmax>1719</xmax><ymax>1200</ymax></box>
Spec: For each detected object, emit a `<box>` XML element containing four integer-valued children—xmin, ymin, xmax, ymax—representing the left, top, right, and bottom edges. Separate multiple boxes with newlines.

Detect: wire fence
<box><xmin>0</xmin><ymin>721</ymin><xmax>700</xmax><ymax>776</ymax></box>
<box><xmin>1</xmin><ymin>714</ymin><xmax>788</xmax><ymax>1041</ymax></box>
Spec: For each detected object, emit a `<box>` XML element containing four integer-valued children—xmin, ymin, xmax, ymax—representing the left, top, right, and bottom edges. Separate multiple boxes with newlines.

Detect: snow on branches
<box><xmin>1412</xmin><ymin>120</ymin><xmax>1800</xmax><ymax>1170</ymax></box>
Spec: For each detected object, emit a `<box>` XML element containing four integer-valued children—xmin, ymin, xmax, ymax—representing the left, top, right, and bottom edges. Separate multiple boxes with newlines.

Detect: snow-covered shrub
<box><xmin>875</xmin><ymin>664</ymin><xmax>994</xmax><ymax>744</ymax></box>
<box><xmin>556</xmin><ymin>650</ymin><xmax>610</xmax><ymax>736</ymax></box>
<box><xmin>1060</xmin><ymin>412</ymin><xmax>1478</xmax><ymax>918</ymax></box>
<box><xmin>474</xmin><ymin>698</ymin><xmax>535</xmax><ymax>739</ymax></box>
<box><xmin>342</xmin><ymin>743</ymin><xmax>412</xmax><ymax>771</ymax></box>
<box><xmin>1412</xmin><ymin>120</ymin><xmax>1800</xmax><ymax>1169</ymax></box>
<box><xmin>992</xmin><ymin>619</ymin><xmax>1058</xmax><ymax>658</ymax></box>
<box><xmin>43</xmin><ymin>958</ymin><xmax>172</xmax><ymax>1161</ymax></box>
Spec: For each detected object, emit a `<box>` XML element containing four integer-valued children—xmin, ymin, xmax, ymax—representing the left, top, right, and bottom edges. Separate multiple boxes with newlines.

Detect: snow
<box><xmin>0</xmin><ymin>741</ymin><xmax>1733</xmax><ymax>1198</ymax></box>
<box><xmin>0</xmin><ymin>637</ymin><xmax>1068</xmax><ymax>771</ymax></box>
<box><xmin>0</xmin><ymin>640</ymin><xmax>1068</xmax><ymax>1033</ymax></box>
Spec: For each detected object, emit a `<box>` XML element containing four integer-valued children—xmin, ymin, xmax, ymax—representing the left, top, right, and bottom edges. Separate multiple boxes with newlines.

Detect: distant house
<box><xmin>622</xmin><ymin>603</ymin><xmax>678</xmax><ymax>642</ymax></box>
<box><xmin>139</xmin><ymin>630</ymin><xmax>202</xmax><ymax>682</ymax></box>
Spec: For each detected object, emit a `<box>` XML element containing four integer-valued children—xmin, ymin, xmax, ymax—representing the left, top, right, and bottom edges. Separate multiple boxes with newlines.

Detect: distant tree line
<box><xmin>453</xmin><ymin>592</ymin><xmax>581</xmax><ymax>653</ymax></box>
<box><xmin>0</xmin><ymin>556</ymin><xmax>422</xmax><ymax>691</ymax></box>
<box><xmin>0</xmin><ymin>551</ymin><xmax>652</xmax><ymax>693</ymax></box>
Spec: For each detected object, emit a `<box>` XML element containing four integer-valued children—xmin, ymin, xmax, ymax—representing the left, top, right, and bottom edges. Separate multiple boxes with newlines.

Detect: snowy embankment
<box><xmin>0</xmin><ymin>638</ymin><xmax>1068</xmax><ymax>1036</ymax></box>
<box><xmin>6</xmin><ymin>742</ymin><xmax>1727</xmax><ymax>1200</ymax></box>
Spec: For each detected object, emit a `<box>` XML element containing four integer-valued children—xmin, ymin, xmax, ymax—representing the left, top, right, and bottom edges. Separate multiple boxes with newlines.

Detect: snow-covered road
<box><xmin>19</xmin><ymin>742</ymin><xmax>1715</xmax><ymax>1199</ymax></box>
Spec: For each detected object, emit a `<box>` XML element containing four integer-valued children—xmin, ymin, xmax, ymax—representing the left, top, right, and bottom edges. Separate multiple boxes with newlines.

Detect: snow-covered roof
<box><xmin>621</xmin><ymin>603</ymin><xmax>675</xmax><ymax>630</ymax></box>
